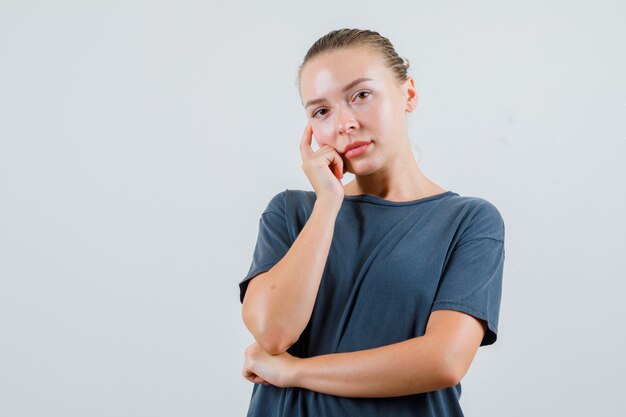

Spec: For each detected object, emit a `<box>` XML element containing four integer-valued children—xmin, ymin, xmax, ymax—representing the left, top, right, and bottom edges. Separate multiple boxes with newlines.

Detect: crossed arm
<box><xmin>241</xmin><ymin>199</ymin><xmax>489</xmax><ymax>397</ymax></box>
<box><xmin>242</xmin><ymin>308</ymin><xmax>487</xmax><ymax>397</ymax></box>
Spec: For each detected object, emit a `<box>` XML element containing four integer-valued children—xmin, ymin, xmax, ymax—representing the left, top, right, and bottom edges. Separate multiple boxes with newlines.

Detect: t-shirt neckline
<box><xmin>343</xmin><ymin>190</ymin><xmax>458</xmax><ymax>206</ymax></box>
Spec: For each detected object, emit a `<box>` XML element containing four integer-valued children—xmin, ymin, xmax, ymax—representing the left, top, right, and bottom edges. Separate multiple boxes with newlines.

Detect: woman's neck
<box><xmin>343</xmin><ymin>151</ymin><xmax>447</xmax><ymax>202</ymax></box>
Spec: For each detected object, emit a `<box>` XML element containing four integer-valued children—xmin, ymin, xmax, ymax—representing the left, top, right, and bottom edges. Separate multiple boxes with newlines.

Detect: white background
<box><xmin>1</xmin><ymin>1</ymin><xmax>624</xmax><ymax>416</ymax></box>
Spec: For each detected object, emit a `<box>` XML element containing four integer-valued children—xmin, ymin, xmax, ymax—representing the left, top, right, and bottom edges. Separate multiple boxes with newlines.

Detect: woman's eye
<box><xmin>312</xmin><ymin>108</ymin><xmax>327</xmax><ymax>117</ymax></box>
<box><xmin>355</xmin><ymin>91</ymin><xmax>370</xmax><ymax>100</ymax></box>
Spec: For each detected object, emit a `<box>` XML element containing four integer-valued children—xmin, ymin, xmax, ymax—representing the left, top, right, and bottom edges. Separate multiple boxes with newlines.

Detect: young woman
<box><xmin>239</xmin><ymin>28</ymin><xmax>506</xmax><ymax>416</ymax></box>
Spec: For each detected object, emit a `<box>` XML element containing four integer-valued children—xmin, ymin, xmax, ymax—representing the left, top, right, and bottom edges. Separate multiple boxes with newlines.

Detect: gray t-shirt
<box><xmin>239</xmin><ymin>189</ymin><xmax>506</xmax><ymax>417</ymax></box>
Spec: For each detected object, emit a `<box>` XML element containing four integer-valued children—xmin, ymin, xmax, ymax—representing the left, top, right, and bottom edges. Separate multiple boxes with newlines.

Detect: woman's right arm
<box><xmin>241</xmin><ymin>123</ymin><xmax>346</xmax><ymax>355</ymax></box>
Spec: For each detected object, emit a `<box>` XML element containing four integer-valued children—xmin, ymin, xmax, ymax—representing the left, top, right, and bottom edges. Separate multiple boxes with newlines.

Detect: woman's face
<box><xmin>299</xmin><ymin>46</ymin><xmax>417</xmax><ymax>175</ymax></box>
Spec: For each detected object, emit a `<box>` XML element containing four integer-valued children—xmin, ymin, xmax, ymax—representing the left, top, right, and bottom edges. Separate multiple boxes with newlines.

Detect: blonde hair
<box><xmin>296</xmin><ymin>28</ymin><xmax>410</xmax><ymax>90</ymax></box>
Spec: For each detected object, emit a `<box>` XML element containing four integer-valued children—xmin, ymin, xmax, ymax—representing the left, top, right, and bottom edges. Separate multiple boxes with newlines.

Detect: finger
<box><xmin>244</xmin><ymin>370</ymin><xmax>261</xmax><ymax>384</ymax></box>
<box><xmin>299</xmin><ymin>123</ymin><xmax>314</xmax><ymax>159</ymax></box>
<box><xmin>335</xmin><ymin>153</ymin><xmax>344</xmax><ymax>179</ymax></box>
<box><xmin>242</xmin><ymin>368</ymin><xmax>255</xmax><ymax>382</ymax></box>
<box><xmin>252</xmin><ymin>375</ymin><xmax>268</xmax><ymax>384</ymax></box>
<box><xmin>332</xmin><ymin>160</ymin><xmax>342</xmax><ymax>180</ymax></box>
<box><xmin>323</xmin><ymin>148</ymin><xmax>344</xmax><ymax>180</ymax></box>
<box><xmin>242</xmin><ymin>363</ymin><xmax>252</xmax><ymax>378</ymax></box>
<box><xmin>242</xmin><ymin>368</ymin><xmax>268</xmax><ymax>385</ymax></box>
<box><xmin>242</xmin><ymin>359</ymin><xmax>257</xmax><ymax>382</ymax></box>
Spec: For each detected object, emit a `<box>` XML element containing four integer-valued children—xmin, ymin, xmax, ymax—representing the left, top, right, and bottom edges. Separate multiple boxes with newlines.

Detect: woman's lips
<box><xmin>345</xmin><ymin>142</ymin><xmax>372</xmax><ymax>158</ymax></box>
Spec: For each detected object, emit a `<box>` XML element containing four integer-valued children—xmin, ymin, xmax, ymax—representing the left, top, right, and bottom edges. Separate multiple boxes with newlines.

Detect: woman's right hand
<box><xmin>299</xmin><ymin>123</ymin><xmax>345</xmax><ymax>206</ymax></box>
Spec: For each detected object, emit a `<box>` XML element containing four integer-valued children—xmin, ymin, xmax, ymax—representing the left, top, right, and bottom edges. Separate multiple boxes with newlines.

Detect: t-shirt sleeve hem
<box><xmin>239</xmin><ymin>263</ymin><xmax>278</xmax><ymax>304</ymax></box>
<box><xmin>431</xmin><ymin>300</ymin><xmax>498</xmax><ymax>346</ymax></box>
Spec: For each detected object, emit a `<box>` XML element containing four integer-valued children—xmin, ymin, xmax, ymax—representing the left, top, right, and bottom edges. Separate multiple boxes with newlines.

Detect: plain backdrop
<box><xmin>1</xmin><ymin>1</ymin><xmax>625</xmax><ymax>416</ymax></box>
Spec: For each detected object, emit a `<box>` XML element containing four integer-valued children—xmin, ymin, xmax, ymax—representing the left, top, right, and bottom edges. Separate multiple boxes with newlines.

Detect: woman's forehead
<box><xmin>300</xmin><ymin>47</ymin><xmax>390</xmax><ymax>99</ymax></box>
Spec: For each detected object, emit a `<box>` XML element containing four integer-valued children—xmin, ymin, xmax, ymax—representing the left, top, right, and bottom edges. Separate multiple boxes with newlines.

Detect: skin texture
<box><xmin>299</xmin><ymin>45</ymin><xmax>447</xmax><ymax>200</ymax></box>
<box><xmin>243</xmin><ymin>310</ymin><xmax>487</xmax><ymax>397</ymax></box>
<box><xmin>241</xmin><ymin>126</ymin><xmax>344</xmax><ymax>356</ymax></box>
<box><xmin>241</xmin><ymin>45</ymin><xmax>488</xmax><ymax>397</ymax></box>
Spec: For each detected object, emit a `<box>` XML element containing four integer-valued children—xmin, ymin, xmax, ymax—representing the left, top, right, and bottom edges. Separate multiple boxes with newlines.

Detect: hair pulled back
<box><xmin>296</xmin><ymin>28</ymin><xmax>410</xmax><ymax>91</ymax></box>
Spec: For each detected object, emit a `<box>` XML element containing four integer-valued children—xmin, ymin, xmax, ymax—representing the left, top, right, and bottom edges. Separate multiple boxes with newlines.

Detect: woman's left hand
<box><xmin>242</xmin><ymin>342</ymin><xmax>301</xmax><ymax>387</ymax></box>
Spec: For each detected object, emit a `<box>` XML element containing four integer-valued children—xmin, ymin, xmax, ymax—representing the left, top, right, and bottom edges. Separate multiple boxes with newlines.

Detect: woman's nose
<box><xmin>335</xmin><ymin>105</ymin><xmax>359</xmax><ymax>135</ymax></box>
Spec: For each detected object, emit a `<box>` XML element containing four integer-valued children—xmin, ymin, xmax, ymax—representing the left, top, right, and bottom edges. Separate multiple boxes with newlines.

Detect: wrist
<box><xmin>314</xmin><ymin>197</ymin><xmax>342</xmax><ymax>214</ymax></box>
<box><xmin>288</xmin><ymin>356</ymin><xmax>307</xmax><ymax>388</ymax></box>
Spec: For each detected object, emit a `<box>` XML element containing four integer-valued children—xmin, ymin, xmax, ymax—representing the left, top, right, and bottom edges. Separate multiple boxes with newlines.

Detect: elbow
<box><xmin>439</xmin><ymin>366</ymin><xmax>462</xmax><ymax>389</ymax></box>
<box><xmin>256</xmin><ymin>332</ymin><xmax>294</xmax><ymax>355</ymax></box>
<box><xmin>241</xmin><ymin>308</ymin><xmax>296</xmax><ymax>355</ymax></box>
<box><xmin>437</xmin><ymin>353</ymin><xmax>467</xmax><ymax>389</ymax></box>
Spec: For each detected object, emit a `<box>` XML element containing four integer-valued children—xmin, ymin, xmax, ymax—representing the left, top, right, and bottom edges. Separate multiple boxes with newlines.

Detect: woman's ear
<box><xmin>403</xmin><ymin>76</ymin><xmax>418</xmax><ymax>112</ymax></box>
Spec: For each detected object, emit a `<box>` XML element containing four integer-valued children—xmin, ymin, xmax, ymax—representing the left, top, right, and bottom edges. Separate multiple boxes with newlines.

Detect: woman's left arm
<box><xmin>242</xmin><ymin>309</ymin><xmax>487</xmax><ymax>397</ymax></box>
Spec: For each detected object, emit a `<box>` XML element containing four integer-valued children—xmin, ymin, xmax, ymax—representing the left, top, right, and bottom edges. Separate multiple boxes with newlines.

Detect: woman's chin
<box><xmin>349</xmin><ymin>163</ymin><xmax>378</xmax><ymax>176</ymax></box>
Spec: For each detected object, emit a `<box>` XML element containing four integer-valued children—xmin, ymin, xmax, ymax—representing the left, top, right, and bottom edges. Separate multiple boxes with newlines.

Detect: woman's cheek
<box><xmin>312</xmin><ymin>126</ymin><xmax>334</xmax><ymax>148</ymax></box>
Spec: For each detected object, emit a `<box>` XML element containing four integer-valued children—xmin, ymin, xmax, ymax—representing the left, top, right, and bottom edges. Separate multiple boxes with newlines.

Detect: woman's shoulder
<box><xmin>450</xmin><ymin>192</ymin><xmax>503</xmax><ymax>217</ymax></box>
<box><xmin>445</xmin><ymin>192</ymin><xmax>506</xmax><ymax>241</ymax></box>
<box><xmin>261</xmin><ymin>189</ymin><xmax>317</xmax><ymax>215</ymax></box>
<box><xmin>447</xmin><ymin>192</ymin><xmax>501</xmax><ymax>212</ymax></box>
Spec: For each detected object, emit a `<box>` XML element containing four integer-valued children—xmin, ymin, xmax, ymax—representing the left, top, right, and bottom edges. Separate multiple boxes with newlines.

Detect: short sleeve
<box><xmin>239</xmin><ymin>191</ymin><xmax>292</xmax><ymax>304</ymax></box>
<box><xmin>432</xmin><ymin>200</ymin><xmax>506</xmax><ymax>346</ymax></box>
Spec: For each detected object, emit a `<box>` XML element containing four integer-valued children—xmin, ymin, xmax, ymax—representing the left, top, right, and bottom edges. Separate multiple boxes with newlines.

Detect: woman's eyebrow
<box><xmin>304</xmin><ymin>77</ymin><xmax>373</xmax><ymax>109</ymax></box>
